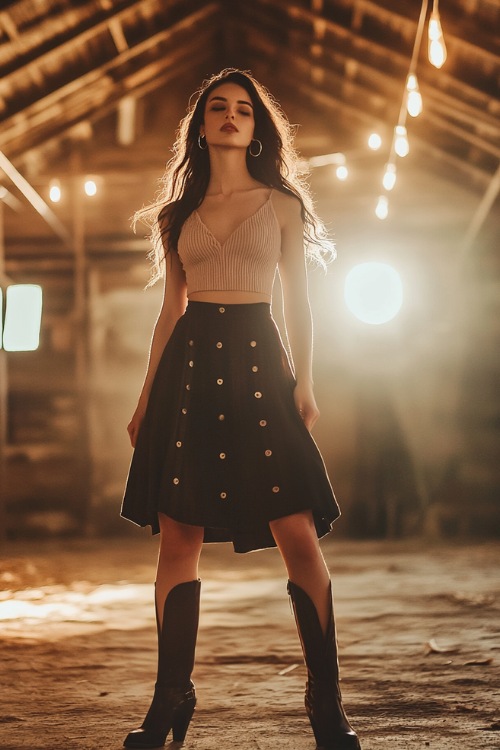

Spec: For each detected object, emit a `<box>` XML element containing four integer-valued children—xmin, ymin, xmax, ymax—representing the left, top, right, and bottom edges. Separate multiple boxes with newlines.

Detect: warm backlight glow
<box><xmin>336</xmin><ymin>165</ymin><xmax>348</xmax><ymax>181</ymax></box>
<box><xmin>344</xmin><ymin>262</ymin><xmax>403</xmax><ymax>325</ymax></box>
<box><xmin>2</xmin><ymin>284</ymin><xmax>43</xmax><ymax>351</ymax></box>
<box><xmin>84</xmin><ymin>179</ymin><xmax>97</xmax><ymax>196</ymax></box>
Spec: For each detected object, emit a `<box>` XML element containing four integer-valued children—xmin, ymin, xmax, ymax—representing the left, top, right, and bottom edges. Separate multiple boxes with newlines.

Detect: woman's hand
<box><xmin>293</xmin><ymin>381</ymin><xmax>320</xmax><ymax>432</ymax></box>
<box><xmin>127</xmin><ymin>400</ymin><xmax>148</xmax><ymax>448</ymax></box>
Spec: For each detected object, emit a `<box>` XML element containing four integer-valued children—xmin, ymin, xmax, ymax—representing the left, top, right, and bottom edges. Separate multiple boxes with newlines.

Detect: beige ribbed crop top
<box><xmin>178</xmin><ymin>191</ymin><xmax>281</xmax><ymax>300</ymax></box>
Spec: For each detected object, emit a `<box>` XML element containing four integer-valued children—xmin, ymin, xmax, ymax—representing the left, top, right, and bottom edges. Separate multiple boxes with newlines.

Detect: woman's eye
<box><xmin>211</xmin><ymin>106</ymin><xmax>225</xmax><ymax>111</ymax></box>
<box><xmin>239</xmin><ymin>110</ymin><xmax>251</xmax><ymax>116</ymax></box>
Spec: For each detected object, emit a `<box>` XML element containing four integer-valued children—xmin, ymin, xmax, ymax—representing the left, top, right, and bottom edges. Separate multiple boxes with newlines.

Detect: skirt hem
<box><xmin>120</xmin><ymin>506</ymin><xmax>340</xmax><ymax>554</ymax></box>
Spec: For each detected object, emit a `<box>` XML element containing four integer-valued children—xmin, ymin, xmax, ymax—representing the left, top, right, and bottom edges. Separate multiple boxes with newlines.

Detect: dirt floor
<box><xmin>0</xmin><ymin>535</ymin><xmax>499</xmax><ymax>750</ymax></box>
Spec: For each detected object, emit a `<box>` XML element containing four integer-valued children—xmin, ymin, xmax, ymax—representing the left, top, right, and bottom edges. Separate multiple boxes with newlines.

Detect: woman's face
<box><xmin>200</xmin><ymin>82</ymin><xmax>255</xmax><ymax>151</ymax></box>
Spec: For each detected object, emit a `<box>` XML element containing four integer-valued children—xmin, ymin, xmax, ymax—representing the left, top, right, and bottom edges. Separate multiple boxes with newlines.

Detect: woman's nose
<box><xmin>225</xmin><ymin>110</ymin><xmax>235</xmax><ymax>119</ymax></box>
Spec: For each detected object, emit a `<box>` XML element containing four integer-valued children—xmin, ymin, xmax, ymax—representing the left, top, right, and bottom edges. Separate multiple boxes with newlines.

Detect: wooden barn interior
<box><xmin>1</xmin><ymin>0</ymin><xmax>499</xmax><ymax>542</ymax></box>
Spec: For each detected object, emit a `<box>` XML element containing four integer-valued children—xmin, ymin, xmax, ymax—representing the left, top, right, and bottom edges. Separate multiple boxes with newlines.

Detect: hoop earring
<box><xmin>249</xmin><ymin>139</ymin><xmax>263</xmax><ymax>157</ymax></box>
<box><xmin>198</xmin><ymin>134</ymin><xmax>207</xmax><ymax>150</ymax></box>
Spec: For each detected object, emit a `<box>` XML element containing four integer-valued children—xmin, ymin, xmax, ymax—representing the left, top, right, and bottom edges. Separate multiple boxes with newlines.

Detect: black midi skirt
<box><xmin>121</xmin><ymin>301</ymin><xmax>340</xmax><ymax>552</ymax></box>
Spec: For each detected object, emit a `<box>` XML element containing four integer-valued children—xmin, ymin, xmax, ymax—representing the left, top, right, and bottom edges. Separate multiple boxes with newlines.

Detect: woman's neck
<box><xmin>206</xmin><ymin>147</ymin><xmax>259</xmax><ymax>196</ymax></box>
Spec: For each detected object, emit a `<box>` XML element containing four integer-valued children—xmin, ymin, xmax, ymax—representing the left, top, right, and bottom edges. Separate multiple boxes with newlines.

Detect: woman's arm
<box><xmin>127</xmin><ymin>247</ymin><xmax>188</xmax><ymax>447</ymax></box>
<box><xmin>275</xmin><ymin>192</ymin><xmax>320</xmax><ymax>432</ymax></box>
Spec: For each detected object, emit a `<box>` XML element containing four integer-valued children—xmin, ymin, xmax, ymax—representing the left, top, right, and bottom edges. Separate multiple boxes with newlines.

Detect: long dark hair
<box><xmin>134</xmin><ymin>68</ymin><xmax>334</xmax><ymax>284</ymax></box>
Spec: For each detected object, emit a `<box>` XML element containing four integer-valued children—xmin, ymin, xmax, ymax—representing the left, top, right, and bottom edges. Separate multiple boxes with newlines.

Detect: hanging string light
<box><xmin>374</xmin><ymin>0</ymin><xmax>429</xmax><ymax>218</ymax></box>
<box><xmin>394</xmin><ymin>0</ymin><xmax>428</xmax><ymax>151</ymax></box>
<box><xmin>406</xmin><ymin>74</ymin><xmax>423</xmax><ymax>117</ymax></box>
<box><xmin>428</xmin><ymin>1</ymin><xmax>447</xmax><ymax>68</ymax></box>
<box><xmin>382</xmin><ymin>163</ymin><xmax>397</xmax><ymax>191</ymax></box>
<box><xmin>367</xmin><ymin>1</ymin><xmax>447</xmax><ymax>219</ymax></box>
<box><xmin>375</xmin><ymin>195</ymin><xmax>389</xmax><ymax>220</ymax></box>
<box><xmin>368</xmin><ymin>133</ymin><xmax>382</xmax><ymax>151</ymax></box>
<box><xmin>306</xmin><ymin>0</ymin><xmax>447</xmax><ymax>223</ymax></box>
<box><xmin>394</xmin><ymin>125</ymin><xmax>410</xmax><ymax>157</ymax></box>
<box><xmin>49</xmin><ymin>178</ymin><xmax>61</xmax><ymax>203</ymax></box>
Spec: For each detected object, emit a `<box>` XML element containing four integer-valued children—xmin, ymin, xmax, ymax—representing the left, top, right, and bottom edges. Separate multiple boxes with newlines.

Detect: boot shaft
<box><xmin>156</xmin><ymin>579</ymin><xmax>201</xmax><ymax>688</ymax></box>
<box><xmin>288</xmin><ymin>580</ymin><xmax>361</xmax><ymax>748</ymax></box>
<box><xmin>287</xmin><ymin>579</ymin><xmax>339</xmax><ymax>684</ymax></box>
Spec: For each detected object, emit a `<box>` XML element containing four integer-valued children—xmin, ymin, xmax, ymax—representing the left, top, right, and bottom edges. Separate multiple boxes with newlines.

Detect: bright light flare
<box><xmin>368</xmin><ymin>132</ymin><xmax>382</xmax><ymax>150</ymax></box>
<box><xmin>2</xmin><ymin>284</ymin><xmax>43</xmax><ymax>351</ymax></box>
<box><xmin>49</xmin><ymin>179</ymin><xmax>61</xmax><ymax>203</ymax></box>
<box><xmin>336</xmin><ymin>165</ymin><xmax>348</xmax><ymax>181</ymax></box>
<box><xmin>344</xmin><ymin>262</ymin><xmax>403</xmax><ymax>325</ymax></box>
<box><xmin>84</xmin><ymin>179</ymin><xmax>97</xmax><ymax>196</ymax></box>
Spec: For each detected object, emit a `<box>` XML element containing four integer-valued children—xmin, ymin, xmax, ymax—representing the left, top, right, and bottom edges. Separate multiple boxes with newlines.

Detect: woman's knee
<box><xmin>158</xmin><ymin>513</ymin><xmax>204</xmax><ymax>560</ymax></box>
<box><xmin>270</xmin><ymin>511</ymin><xmax>322</xmax><ymax>565</ymax></box>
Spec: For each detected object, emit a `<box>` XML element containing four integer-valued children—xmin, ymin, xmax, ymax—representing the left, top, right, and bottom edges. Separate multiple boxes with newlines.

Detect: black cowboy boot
<box><xmin>287</xmin><ymin>580</ymin><xmax>360</xmax><ymax>750</ymax></box>
<box><xmin>124</xmin><ymin>579</ymin><xmax>201</xmax><ymax>748</ymax></box>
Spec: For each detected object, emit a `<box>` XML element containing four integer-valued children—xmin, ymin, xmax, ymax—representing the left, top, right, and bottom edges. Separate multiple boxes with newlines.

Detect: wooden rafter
<box><xmin>0</xmin><ymin>0</ymin><xmax>497</xmax><ymax>187</ymax></box>
<box><xmin>0</xmin><ymin>4</ymin><xmax>221</xmax><ymax>156</ymax></box>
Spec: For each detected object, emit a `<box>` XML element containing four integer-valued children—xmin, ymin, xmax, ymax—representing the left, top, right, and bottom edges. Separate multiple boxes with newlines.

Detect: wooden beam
<box><xmin>0</xmin><ymin>5</ymin><xmax>220</xmax><ymax>155</ymax></box>
<box><xmin>0</xmin><ymin>150</ymin><xmax>70</xmax><ymax>242</ymax></box>
<box><xmin>1</xmin><ymin>0</ymin><xmax>169</xmax><ymax>77</ymax></box>
<box><xmin>0</xmin><ymin>11</ymin><xmax>19</xmax><ymax>41</ymax></box>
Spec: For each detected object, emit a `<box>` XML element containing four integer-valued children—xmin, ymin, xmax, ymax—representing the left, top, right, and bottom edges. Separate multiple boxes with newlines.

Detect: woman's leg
<box><xmin>269</xmin><ymin>510</ymin><xmax>331</xmax><ymax>633</ymax></box>
<box><xmin>270</xmin><ymin>510</ymin><xmax>360</xmax><ymax>750</ymax></box>
<box><xmin>124</xmin><ymin>515</ymin><xmax>204</xmax><ymax>749</ymax></box>
<box><xmin>156</xmin><ymin>513</ymin><xmax>204</xmax><ymax>627</ymax></box>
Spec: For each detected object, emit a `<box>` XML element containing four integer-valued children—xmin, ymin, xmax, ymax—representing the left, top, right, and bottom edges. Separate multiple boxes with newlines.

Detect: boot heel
<box><xmin>172</xmin><ymin>697</ymin><xmax>196</xmax><ymax>742</ymax></box>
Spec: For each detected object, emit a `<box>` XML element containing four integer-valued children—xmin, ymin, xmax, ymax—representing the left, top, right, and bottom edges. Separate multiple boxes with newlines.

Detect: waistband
<box><xmin>185</xmin><ymin>301</ymin><xmax>271</xmax><ymax>318</ymax></box>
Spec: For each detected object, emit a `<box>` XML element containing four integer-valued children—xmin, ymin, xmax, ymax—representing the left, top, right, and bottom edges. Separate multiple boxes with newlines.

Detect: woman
<box><xmin>121</xmin><ymin>68</ymin><xmax>360</xmax><ymax>750</ymax></box>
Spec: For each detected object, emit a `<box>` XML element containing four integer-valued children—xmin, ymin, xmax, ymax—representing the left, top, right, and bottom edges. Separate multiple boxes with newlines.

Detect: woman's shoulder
<box><xmin>270</xmin><ymin>188</ymin><xmax>303</xmax><ymax>228</ymax></box>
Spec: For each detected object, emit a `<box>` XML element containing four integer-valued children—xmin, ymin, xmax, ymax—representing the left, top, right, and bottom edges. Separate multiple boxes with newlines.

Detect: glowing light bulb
<box><xmin>84</xmin><ymin>179</ymin><xmax>97</xmax><ymax>197</ymax></box>
<box><xmin>49</xmin><ymin>179</ymin><xmax>61</xmax><ymax>203</ymax></box>
<box><xmin>336</xmin><ymin>165</ymin><xmax>348</xmax><ymax>181</ymax></box>
<box><xmin>428</xmin><ymin>11</ymin><xmax>447</xmax><ymax>68</ymax></box>
<box><xmin>394</xmin><ymin>125</ymin><xmax>409</xmax><ymax>157</ymax></box>
<box><xmin>368</xmin><ymin>133</ymin><xmax>382</xmax><ymax>150</ymax></box>
<box><xmin>382</xmin><ymin>163</ymin><xmax>397</xmax><ymax>191</ymax></box>
<box><xmin>406</xmin><ymin>74</ymin><xmax>423</xmax><ymax>117</ymax></box>
<box><xmin>375</xmin><ymin>195</ymin><xmax>389</xmax><ymax>220</ymax></box>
